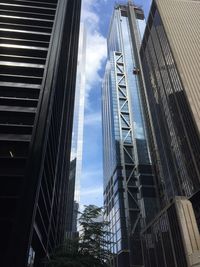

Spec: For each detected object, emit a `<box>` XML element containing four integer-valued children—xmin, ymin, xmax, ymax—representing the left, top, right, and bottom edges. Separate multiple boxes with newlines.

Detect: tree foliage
<box><xmin>45</xmin><ymin>205</ymin><xmax>113</xmax><ymax>267</ymax></box>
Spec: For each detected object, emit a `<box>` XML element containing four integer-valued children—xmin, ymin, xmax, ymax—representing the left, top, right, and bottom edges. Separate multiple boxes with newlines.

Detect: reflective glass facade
<box><xmin>70</xmin><ymin>23</ymin><xmax>86</xmax><ymax>203</ymax></box>
<box><xmin>68</xmin><ymin>23</ymin><xmax>86</xmax><ymax>232</ymax></box>
<box><xmin>102</xmin><ymin>4</ymin><xmax>158</xmax><ymax>266</ymax></box>
<box><xmin>140</xmin><ymin>1</ymin><xmax>200</xmax><ymax>265</ymax></box>
<box><xmin>140</xmin><ymin>0</ymin><xmax>200</xmax><ymax>206</ymax></box>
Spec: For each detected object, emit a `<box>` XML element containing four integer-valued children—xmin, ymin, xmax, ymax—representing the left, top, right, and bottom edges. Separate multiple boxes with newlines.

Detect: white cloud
<box><xmin>133</xmin><ymin>121</ymin><xmax>145</xmax><ymax>139</ymax></box>
<box><xmin>80</xmin><ymin>186</ymin><xmax>103</xmax><ymax>197</ymax></box>
<box><xmin>80</xmin><ymin>186</ymin><xmax>103</xmax><ymax>207</ymax></box>
<box><xmin>81</xmin><ymin>9</ymin><xmax>99</xmax><ymax>30</ymax></box>
<box><xmin>80</xmin><ymin>167</ymin><xmax>103</xmax><ymax>206</ymax></box>
<box><xmin>79</xmin><ymin>0</ymin><xmax>106</xmax><ymax>208</ymax></box>
<box><xmin>81</xmin><ymin>169</ymin><xmax>102</xmax><ymax>182</ymax></box>
<box><xmin>81</xmin><ymin>0</ymin><xmax>107</xmax><ymax>108</ymax></box>
<box><xmin>84</xmin><ymin>112</ymin><xmax>101</xmax><ymax>126</ymax></box>
<box><xmin>85</xmin><ymin>33</ymin><xmax>106</xmax><ymax>90</ymax></box>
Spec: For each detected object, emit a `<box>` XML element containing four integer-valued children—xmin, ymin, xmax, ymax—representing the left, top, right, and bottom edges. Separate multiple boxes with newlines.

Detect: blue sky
<box><xmin>80</xmin><ymin>0</ymin><xmax>151</xmax><ymax>209</ymax></box>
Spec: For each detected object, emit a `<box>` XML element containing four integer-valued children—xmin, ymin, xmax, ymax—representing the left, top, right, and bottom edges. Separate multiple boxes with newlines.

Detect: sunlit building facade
<box><xmin>68</xmin><ymin>23</ymin><xmax>86</xmax><ymax>233</ymax></box>
<box><xmin>102</xmin><ymin>3</ymin><xmax>158</xmax><ymax>266</ymax></box>
<box><xmin>0</xmin><ymin>1</ymin><xmax>81</xmax><ymax>266</ymax></box>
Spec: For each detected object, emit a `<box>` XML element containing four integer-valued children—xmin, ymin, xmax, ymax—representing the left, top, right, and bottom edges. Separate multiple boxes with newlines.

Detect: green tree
<box><xmin>79</xmin><ymin>205</ymin><xmax>112</xmax><ymax>266</ymax></box>
<box><xmin>45</xmin><ymin>205</ymin><xmax>113</xmax><ymax>267</ymax></box>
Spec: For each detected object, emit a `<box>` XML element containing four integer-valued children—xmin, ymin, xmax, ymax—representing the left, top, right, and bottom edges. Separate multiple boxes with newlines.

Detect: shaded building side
<box><xmin>140</xmin><ymin>0</ymin><xmax>200</xmax><ymax>207</ymax></box>
<box><xmin>0</xmin><ymin>0</ymin><xmax>81</xmax><ymax>266</ymax></box>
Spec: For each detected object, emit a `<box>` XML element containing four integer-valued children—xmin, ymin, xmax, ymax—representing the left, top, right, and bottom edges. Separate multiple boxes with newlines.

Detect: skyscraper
<box><xmin>66</xmin><ymin>158</ymin><xmax>77</xmax><ymax>235</ymax></box>
<box><xmin>140</xmin><ymin>0</ymin><xmax>200</xmax><ymax>209</ymax></box>
<box><xmin>140</xmin><ymin>0</ymin><xmax>200</xmax><ymax>265</ymax></box>
<box><xmin>67</xmin><ymin>23</ymin><xmax>86</xmax><ymax>235</ymax></box>
<box><xmin>0</xmin><ymin>1</ymin><xmax>81</xmax><ymax>266</ymax></box>
<box><xmin>102</xmin><ymin>3</ymin><xmax>158</xmax><ymax>266</ymax></box>
<box><xmin>142</xmin><ymin>196</ymin><xmax>200</xmax><ymax>267</ymax></box>
<box><xmin>70</xmin><ymin>23</ymin><xmax>86</xmax><ymax>207</ymax></box>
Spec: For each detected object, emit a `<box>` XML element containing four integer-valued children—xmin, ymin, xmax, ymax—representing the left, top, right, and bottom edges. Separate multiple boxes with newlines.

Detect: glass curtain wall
<box><xmin>102</xmin><ymin>4</ymin><xmax>158</xmax><ymax>266</ymax></box>
<box><xmin>69</xmin><ymin>23</ymin><xmax>86</xmax><ymax>232</ymax></box>
<box><xmin>140</xmin><ymin>2</ymin><xmax>200</xmax><ymax>206</ymax></box>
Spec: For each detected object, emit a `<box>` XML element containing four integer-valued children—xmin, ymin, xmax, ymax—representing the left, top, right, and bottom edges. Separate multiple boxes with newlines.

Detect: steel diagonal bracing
<box><xmin>114</xmin><ymin>51</ymin><xmax>141</xmax><ymax>237</ymax></box>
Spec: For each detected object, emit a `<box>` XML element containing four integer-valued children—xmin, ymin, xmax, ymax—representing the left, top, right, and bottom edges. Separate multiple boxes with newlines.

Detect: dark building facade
<box><xmin>0</xmin><ymin>0</ymin><xmax>81</xmax><ymax>266</ymax></box>
<box><xmin>102</xmin><ymin>3</ymin><xmax>158</xmax><ymax>267</ymax></box>
<box><xmin>142</xmin><ymin>197</ymin><xmax>200</xmax><ymax>267</ymax></box>
<box><xmin>140</xmin><ymin>0</ymin><xmax>200</xmax><ymax>208</ymax></box>
<box><xmin>140</xmin><ymin>0</ymin><xmax>200</xmax><ymax>265</ymax></box>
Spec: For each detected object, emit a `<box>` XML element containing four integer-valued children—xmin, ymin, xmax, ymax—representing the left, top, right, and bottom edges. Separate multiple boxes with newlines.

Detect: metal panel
<box><xmin>155</xmin><ymin>0</ymin><xmax>200</xmax><ymax>136</ymax></box>
<box><xmin>0</xmin><ymin>0</ymin><xmax>81</xmax><ymax>266</ymax></box>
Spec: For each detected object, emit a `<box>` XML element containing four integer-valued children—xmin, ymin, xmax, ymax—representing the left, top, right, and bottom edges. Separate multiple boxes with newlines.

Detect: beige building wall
<box><xmin>155</xmin><ymin>0</ymin><xmax>200</xmax><ymax>134</ymax></box>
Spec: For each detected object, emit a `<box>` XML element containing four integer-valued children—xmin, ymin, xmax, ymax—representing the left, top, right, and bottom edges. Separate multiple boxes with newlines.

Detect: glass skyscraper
<box><xmin>67</xmin><ymin>23</ymin><xmax>86</xmax><ymax>233</ymax></box>
<box><xmin>140</xmin><ymin>0</ymin><xmax>200</xmax><ymax>207</ymax></box>
<box><xmin>71</xmin><ymin>23</ymin><xmax>86</xmax><ymax>204</ymax></box>
<box><xmin>102</xmin><ymin>3</ymin><xmax>158</xmax><ymax>266</ymax></box>
<box><xmin>140</xmin><ymin>0</ymin><xmax>200</xmax><ymax>265</ymax></box>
